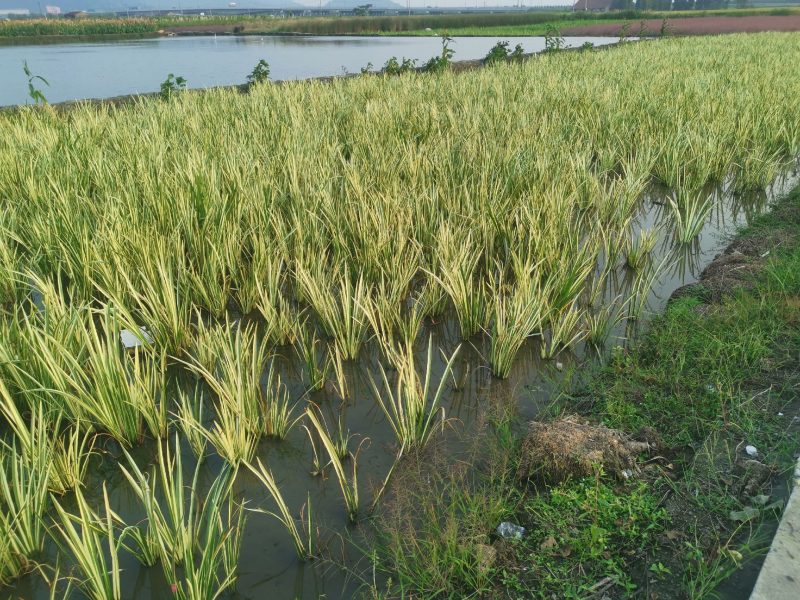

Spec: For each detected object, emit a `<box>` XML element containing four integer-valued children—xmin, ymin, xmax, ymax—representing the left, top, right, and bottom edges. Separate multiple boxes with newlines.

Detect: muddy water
<box><xmin>5</xmin><ymin>171</ymin><xmax>798</xmax><ymax>600</ymax></box>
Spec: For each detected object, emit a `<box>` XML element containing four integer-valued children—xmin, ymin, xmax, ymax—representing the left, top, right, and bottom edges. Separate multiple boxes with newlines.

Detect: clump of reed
<box><xmin>51</xmin><ymin>485</ymin><xmax>122</xmax><ymax>600</ymax></box>
<box><xmin>120</xmin><ymin>436</ymin><xmax>244</xmax><ymax>598</ymax></box>
<box><xmin>625</xmin><ymin>227</ymin><xmax>658</xmax><ymax>272</ymax></box>
<box><xmin>434</xmin><ymin>228</ymin><xmax>486</xmax><ymax>340</ymax></box>
<box><xmin>487</xmin><ymin>257</ymin><xmax>545</xmax><ymax>379</ymax></box>
<box><xmin>1</xmin><ymin>305</ymin><xmax>167</xmax><ymax>447</ymax></box>
<box><xmin>369</xmin><ymin>336</ymin><xmax>460</xmax><ymax>454</ymax></box>
<box><xmin>669</xmin><ymin>191</ymin><xmax>714</xmax><ymax>244</ymax></box>
<box><xmin>175</xmin><ymin>384</ymin><xmax>207</xmax><ymax>458</ymax></box>
<box><xmin>305</xmin><ymin>408</ymin><xmax>362</xmax><ymax>523</ymax></box>
<box><xmin>0</xmin><ymin>382</ymin><xmax>92</xmax><ymax>496</ymax></box>
<box><xmin>583</xmin><ymin>301</ymin><xmax>625</xmax><ymax>351</ymax></box>
<box><xmin>541</xmin><ymin>303</ymin><xmax>586</xmax><ymax>360</ymax></box>
<box><xmin>0</xmin><ymin>31</ymin><xmax>797</xmax><ymax>593</ymax></box>
<box><xmin>294</xmin><ymin>321</ymin><xmax>330</xmax><ymax>392</ymax></box>
<box><xmin>0</xmin><ymin>439</ymin><xmax>51</xmax><ymax>585</ymax></box>
<box><xmin>181</xmin><ymin>321</ymin><xmax>297</xmax><ymax>464</ymax></box>
<box><xmin>296</xmin><ymin>262</ymin><xmax>370</xmax><ymax>360</ymax></box>
<box><xmin>246</xmin><ymin>458</ymin><xmax>315</xmax><ymax>560</ymax></box>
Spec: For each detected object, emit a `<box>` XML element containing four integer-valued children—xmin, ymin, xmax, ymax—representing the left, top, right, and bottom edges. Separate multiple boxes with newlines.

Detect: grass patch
<box><xmin>594</xmin><ymin>293</ymin><xmax>783</xmax><ymax>447</ymax></box>
<box><xmin>388</xmin><ymin>19</ymin><xmax>614</xmax><ymax>38</ymax></box>
<box><xmin>501</xmin><ymin>477</ymin><xmax>668</xmax><ymax>598</ymax></box>
<box><xmin>592</xmin><ymin>190</ymin><xmax>800</xmax><ymax>450</ymax></box>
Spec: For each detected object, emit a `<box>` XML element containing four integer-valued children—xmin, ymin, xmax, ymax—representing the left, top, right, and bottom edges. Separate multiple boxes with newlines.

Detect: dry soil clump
<box><xmin>516</xmin><ymin>415</ymin><xmax>654</xmax><ymax>481</ymax></box>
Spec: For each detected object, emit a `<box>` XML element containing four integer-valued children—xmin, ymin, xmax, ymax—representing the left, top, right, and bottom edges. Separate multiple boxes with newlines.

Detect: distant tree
<box><xmin>652</xmin><ymin>0</ymin><xmax>673</xmax><ymax>9</ymax></box>
<box><xmin>695</xmin><ymin>0</ymin><xmax>729</xmax><ymax>7</ymax></box>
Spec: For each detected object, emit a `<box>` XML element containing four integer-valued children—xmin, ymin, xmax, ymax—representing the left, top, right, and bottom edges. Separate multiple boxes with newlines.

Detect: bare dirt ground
<box><xmin>563</xmin><ymin>15</ymin><xmax>800</xmax><ymax>36</ymax></box>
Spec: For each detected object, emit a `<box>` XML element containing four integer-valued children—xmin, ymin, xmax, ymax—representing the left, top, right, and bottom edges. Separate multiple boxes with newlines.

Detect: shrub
<box><xmin>247</xmin><ymin>59</ymin><xmax>270</xmax><ymax>86</ymax></box>
<box><xmin>544</xmin><ymin>25</ymin><xmax>565</xmax><ymax>53</ymax></box>
<box><xmin>381</xmin><ymin>56</ymin><xmax>417</xmax><ymax>75</ymax></box>
<box><xmin>423</xmin><ymin>34</ymin><xmax>455</xmax><ymax>73</ymax></box>
<box><xmin>483</xmin><ymin>40</ymin><xmax>511</xmax><ymax>65</ymax></box>
<box><xmin>159</xmin><ymin>73</ymin><xmax>186</xmax><ymax>100</ymax></box>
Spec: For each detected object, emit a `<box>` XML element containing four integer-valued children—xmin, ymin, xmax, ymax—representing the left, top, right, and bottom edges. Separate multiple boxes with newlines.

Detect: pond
<box><xmin>0</xmin><ymin>34</ymin><xmax>616</xmax><ymax>106</ymax></box>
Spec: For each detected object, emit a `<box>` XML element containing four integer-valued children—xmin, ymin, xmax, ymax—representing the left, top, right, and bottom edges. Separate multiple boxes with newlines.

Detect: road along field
<box><xmin>0</xmin><ymin>32</ymin><xmax>799</xmax><ymax>599</ymax></box>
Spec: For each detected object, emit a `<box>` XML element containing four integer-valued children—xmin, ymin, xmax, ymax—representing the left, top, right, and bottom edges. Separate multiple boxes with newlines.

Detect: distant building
<box><xmin>0</xmin><ymin>9</ymin><xmax>31</xmax><ymax>17</ymax></box>
<box><xmin>45</xmin><ymin>6</ymin><xmax>62</xmax><ymax>16</ymax></box>
<box><xmin>573</xmin><ymin>0</ymin><xmax>613</xmax><ymax>10</ymax></box>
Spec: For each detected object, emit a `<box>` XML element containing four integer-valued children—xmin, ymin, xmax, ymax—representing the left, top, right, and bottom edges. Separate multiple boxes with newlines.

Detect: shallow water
<box><xmin>5</xmin><ymin>169</ymin><xmax>798</xmax><ymax>600</ymax></box>
<box><xmin>0</xmin><ymin>35</ymin><xmax>617</xmax><ymax>106</ymax></box>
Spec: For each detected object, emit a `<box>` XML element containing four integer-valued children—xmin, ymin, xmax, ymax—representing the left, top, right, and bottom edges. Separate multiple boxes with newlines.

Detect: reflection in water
<box><xmin>667</xmin><ymin>238</ymin><xmax>705</xmax><ymax>283</ymax></box>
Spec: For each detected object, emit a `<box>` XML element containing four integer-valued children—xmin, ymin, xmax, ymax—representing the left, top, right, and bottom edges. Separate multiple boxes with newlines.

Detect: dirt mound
<box><xmin>516</xmin><ymin>415</ymin><xmax>654</xmax><ymax>481</ymax></box>
<box><xmin>670</xmin><ymin>252</ymin><xmax>758</xmax><ymax>304</ymax></box>
<box><xmin>563</xmin><ymin>15</ymin><xmax>800</xmax><ymax>37</ymax></box>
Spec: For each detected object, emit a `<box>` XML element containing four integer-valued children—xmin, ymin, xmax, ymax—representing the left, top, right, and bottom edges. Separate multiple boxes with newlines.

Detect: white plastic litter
<box><xmin>745</xmin><ymin>445</ymin><xmax>758</xmax><ymax>457</ymax></box>
<box><xmin>496</xmin><ymin>522</ymin><xmax>526</xmax><ymax>540</ymax></box>
<box><xmin>120</xmin><ymin>327</ymin><xmax>154</xmax><ymax>350</ymax></box>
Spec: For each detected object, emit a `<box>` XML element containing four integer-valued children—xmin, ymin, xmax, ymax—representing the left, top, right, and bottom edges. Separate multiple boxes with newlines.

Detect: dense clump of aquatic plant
<box><xmin>669</xmin><ymin>192</ymin><xmax>715</xmax><ymax>244</ymax></box>
<box><xmin>369</xmin><ymin>336</ymin><xmax>460</xmax><ymax>453</ymax></box>
<box><xmin>294</xmin><ymin>321</ymin><xmax>330</xmax><ymax>392</ymax></box>
<box><xmin>625</xmin><ymin>227</ymin><xmax>658</xmax><ymax>272</ymax></box>
<box><xmin>181</xmin><ymin>321</ymin><xmax>297</xmax><ymax>463</ymax></box>
<box><xmin>51</xmin><ymin>485</ymin><xmax>122</xmax><ymax>600</ymax></box>
<box><xmin>0</xmin><ymin>438</ymin><xmax>51</xmax><ymax>585</ymax></box>
<box><xmin>487</xmin><ymin>258</ymin><xmax>546</xmax><ymax>378</ymax></box>
<box><xmin>0</xmin><ymin>32</ymin><xmax>797</xmax><ymax>595</ymax></box>
<box><xmin>120</xmin><ymin>436</ymin><xmax>244</xmax><ymax>598</ymax></box>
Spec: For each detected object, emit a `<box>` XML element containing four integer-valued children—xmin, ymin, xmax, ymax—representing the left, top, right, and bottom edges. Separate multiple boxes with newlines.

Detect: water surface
<box><xmin>0</xmin><ymin>35</ymin><xmax>616</xmax><ymax>106</ymax></box>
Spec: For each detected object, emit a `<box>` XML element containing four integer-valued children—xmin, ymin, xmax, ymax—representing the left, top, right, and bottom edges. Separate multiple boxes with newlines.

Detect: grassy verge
<box><xmin>379</xmin><ymin>19</ymin><xmax>616</xmax><ymax>38</ymax></box>
<box><xmin>365</xmin><ymin>186</ymin><xmax>800</xmax><ymax>598</ymax></box>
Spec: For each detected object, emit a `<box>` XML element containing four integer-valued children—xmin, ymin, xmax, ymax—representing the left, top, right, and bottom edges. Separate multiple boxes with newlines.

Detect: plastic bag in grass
<box><xmin>496</xmin><ymin>522</ymin><xmax>525</xmax><ymax>540</ymax></box>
